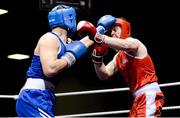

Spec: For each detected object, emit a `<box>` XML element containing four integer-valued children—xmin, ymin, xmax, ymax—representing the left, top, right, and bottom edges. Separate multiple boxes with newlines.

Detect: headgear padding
<box><xmin>48</xmin><ymin>5</ymin><xmax>76</xmax><ymax>36</ymax></box>
<box><xmin>115</xmin><ymin>18</ymin><xmax>131</xmax><ymax>39</ymax></box>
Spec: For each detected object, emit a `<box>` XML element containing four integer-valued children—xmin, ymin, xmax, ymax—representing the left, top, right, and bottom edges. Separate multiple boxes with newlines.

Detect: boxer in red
<box><xmin>77</xmin><ymin>15</ymin><xmax>165</xmax><ymax>117</ymax></box>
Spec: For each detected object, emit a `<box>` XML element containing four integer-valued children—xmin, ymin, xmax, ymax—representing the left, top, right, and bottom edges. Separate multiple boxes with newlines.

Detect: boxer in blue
<box><xmin>16</xmin><ymin>5</ymin><xmax>93</xmax><ymax>117</ymax></box>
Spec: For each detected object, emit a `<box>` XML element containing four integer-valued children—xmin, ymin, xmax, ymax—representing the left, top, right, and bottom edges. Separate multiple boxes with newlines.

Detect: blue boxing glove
<box><xmin>96</xmin><ymin>15</ymin><xmax>116</xmax><ymax>34</ymax></box>
<box><xmin>61</xmin><ymin>41</ymin><xmax>88</xmax><ymax>67</ymax></box>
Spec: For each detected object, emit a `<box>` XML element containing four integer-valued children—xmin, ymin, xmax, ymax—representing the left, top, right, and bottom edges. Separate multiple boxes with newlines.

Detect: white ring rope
<box><xmin>58</xmin><ymin>106</ymin><xmax>180</xmax><ymax>117</ymax></box>
<box><xmin>0</xmin><ymin>95</ymin><xmax>18</xmax><ymax>99</ymax></box>
<box><xmin>56</xmin><ymin>81</ymin><xmax>180</xmax><ymax>97</ymax></box>
<box><xmin>0</xmin><ymin>81</ymin><xmax>180</xmax><ymax>99</ymax></box>
<box><xmin>55</xmin><ymin>87</ymin><xmax>129</xmax><ymax>97</ymax></box>
<box><xmin>0</xmin><ymin>82</ymin><xmax>180</xmax><ymax>117</ymax></box>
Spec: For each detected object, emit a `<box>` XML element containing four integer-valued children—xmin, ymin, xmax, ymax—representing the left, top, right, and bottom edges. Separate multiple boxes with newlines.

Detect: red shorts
<box><xmin>129</xmin><ymin>82</ymin><xmax>165</xmax><ymax>117</ymax></box>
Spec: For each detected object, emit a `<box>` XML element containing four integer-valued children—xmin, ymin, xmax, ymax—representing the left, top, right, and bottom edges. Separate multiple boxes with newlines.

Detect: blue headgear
<box><xmin>48</xmin><ymin>5</ymin><xmax>76</xmax><ymax>36</ymax></box>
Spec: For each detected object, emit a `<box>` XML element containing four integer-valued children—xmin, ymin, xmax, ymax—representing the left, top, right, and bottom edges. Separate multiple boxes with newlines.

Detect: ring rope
<box><xmin>0</xmin><ymin>82</ymin><xmax>180</xmax><ymax>117</ymax></box>
<box><xmin>58</xmin><ymin>105</ymin><xmax>180</xmax><ymax>117</ymax></box>
<box><xmin>0</xmin><ymin>81</ymin><xmax>180</xmax><ymax>99</ymax></box>
<box><xmin>55</xmin><ymin>82</ymin><xmax>180</xmax><ymax>96</ymax></box>
<box><xmin>56</xmin><ymin>81</ymin><xmax>180</xmax><ymax>97</ymax></box>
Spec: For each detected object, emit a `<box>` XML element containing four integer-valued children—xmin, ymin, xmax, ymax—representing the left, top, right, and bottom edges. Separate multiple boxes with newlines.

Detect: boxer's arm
<box><xmin>94</xmin><ymin>54</ymin><xmax>118</xmax><ymax>80</ymax></box>
<box><xmin>104</xmin><ymin>36</ymin><xmax>148</xmax><ymax>58</ymax></box>
<box><xmin>80</xmin><ymin>36</ymin><xmax>94</xmax><ymax>48</ymax></box>
<box><xmin>104</xmin><ymin>36</ymin><xmax>139</xmax><ymax>52</ymax></box>
<box><xmin>39</xmin><ymin>34</ymin><xmax>68</xmax><ymax>77</ymax></box>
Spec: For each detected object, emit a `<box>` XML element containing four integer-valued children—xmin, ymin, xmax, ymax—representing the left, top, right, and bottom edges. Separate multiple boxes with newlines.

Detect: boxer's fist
<box><xmin>91</xmin><ymin>44</ymin><xmax>109</xmax><ymax>64</ymax></box>
<box><xmin>77</xmin><ymin>21</ymin><xmax>105</xmax><ymax>45</ymax></box>
<box><xmin>62</xmin><ymin>41</ymin><xmax>88</xmax><ymax>67</ymax></box>
<box><xmin>97</xmin><ymin>15</ymin><xmax>116</xmax><ymax>33</ymax></box>
<box><xmin>77</xmin><ymin>21</ymin><xmax>97</xmax><ymax>40</ymax></box>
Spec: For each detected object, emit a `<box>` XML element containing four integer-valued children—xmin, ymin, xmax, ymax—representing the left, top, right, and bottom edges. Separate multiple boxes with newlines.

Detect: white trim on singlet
<box><xmin>133</xmin><ymin>82</ymin><xmax>161</xmax><ymax>98</ymax></box>
<box><xmin>34</xmin><ymin>53</ymin><xmax>40</xmax><ymax>56</ymax></box>
<box><xmin>124</xmin><ymin>51</ymin><xmax>147</xmax><ymax>59</ymax></box>
<box><xmin>49</xmin><ymin>32</ymin><xmax>66</xmax><ymax>54</ymax></box>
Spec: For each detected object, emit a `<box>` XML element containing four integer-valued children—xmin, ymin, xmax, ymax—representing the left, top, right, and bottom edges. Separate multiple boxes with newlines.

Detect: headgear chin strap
<box><xmin>115</xmin><ymin>18</ymin><xmax>131</xmax><ymax>39</ymax></box>
<box><xmin>48</xmin><ymin>5</ymin><xmax>76</xmax><ymax>36</ymax></box>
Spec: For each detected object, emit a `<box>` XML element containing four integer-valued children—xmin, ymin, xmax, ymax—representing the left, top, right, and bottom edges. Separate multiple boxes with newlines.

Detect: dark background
<box><xmin>0</xmin><ymin>0</ymin><xmax>180</xmax><ymax>117</ymax></box>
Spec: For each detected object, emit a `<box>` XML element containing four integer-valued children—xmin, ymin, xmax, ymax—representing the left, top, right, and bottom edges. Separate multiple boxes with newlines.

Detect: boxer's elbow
<box><xmin>43</xmin><ymin>68</ymin><xmax>57</xmax><ymax>78</ymax></box>
<box><xmin>99</xmin><ymin>76</ymin><xmax>109</xmax><ymax>80</ymax></box>
<box><xmin>43</xmin><ymin>65</ymin><xmax>63</xmax><ymax>78</ymax></box>
<box><xmin>43</xmin><ymin>60</ymin><xmax>67</xmax><ymax>78</ymax></box>
<box><xmin>97</xmin><ymin>73</ymin><xmax>109</xmax><ymax>80</ymax></box>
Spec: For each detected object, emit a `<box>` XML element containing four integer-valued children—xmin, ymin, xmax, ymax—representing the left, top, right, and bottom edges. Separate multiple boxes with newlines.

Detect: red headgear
<box><xmin>115</xmin><ymin>18</ymin><xmax>131</xmax><ymax>39</ymax></box>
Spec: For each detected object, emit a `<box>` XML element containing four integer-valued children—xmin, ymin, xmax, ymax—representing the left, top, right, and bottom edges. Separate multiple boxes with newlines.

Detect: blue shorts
<box><xmin>16</xmin><ymin>89</ymin><xmax>55</xmax><ymax>117</ymax></box>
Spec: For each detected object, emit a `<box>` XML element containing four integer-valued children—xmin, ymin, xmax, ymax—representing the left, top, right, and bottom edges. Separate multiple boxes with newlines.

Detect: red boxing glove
<box><xmin>77</xmin><ymin>21</ymin><xmax>105</xmax><ymax>44</ymax></box>
<box><xmin>91</xmin><ymin>44</ymin><xmax>109</xmax><ymax>64</ymax></box>
<box><xmin>77</xmin><ymin>21</ymin><xmax>97</xmax><ymax>40</ymax></box>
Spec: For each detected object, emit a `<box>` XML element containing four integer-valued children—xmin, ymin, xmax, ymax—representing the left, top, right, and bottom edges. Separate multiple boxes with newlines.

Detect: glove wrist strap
<box><xmin>91</xmin><ymin>54</ymin><xmax>103</xmax><ymax>64</ymax></box>
<box><xmin>94</xmin><ymin>33</ymin><xmax>105</xmax><ymax>45</ymax></box>
<box><xmin>61</xmin><ymin>52</ymin><xmax>76</xmax><ymax>67</ymax></box>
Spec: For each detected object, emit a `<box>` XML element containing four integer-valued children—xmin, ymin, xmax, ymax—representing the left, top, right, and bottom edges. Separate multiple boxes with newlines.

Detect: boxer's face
<box><xmin>111</xmin><ymin>26</ymin><xmax>122</xmax><ymax>38</ymax></box>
